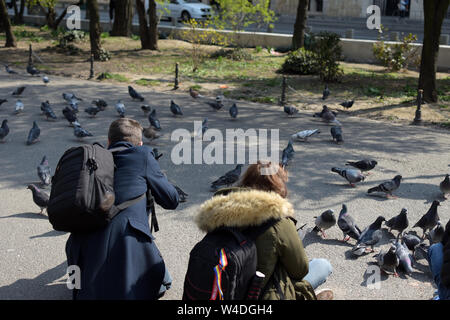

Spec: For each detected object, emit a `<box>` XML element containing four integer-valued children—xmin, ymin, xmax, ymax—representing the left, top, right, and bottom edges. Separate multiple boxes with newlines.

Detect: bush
<box><xmin>280</xmin><ymin>48</ymin><xmax>319</xmax><ymax>75</ymax></box>
<box><xmin>210</xmin><ymin>48</ymin><xmax>253</xmax><ymax>61</ymax></box>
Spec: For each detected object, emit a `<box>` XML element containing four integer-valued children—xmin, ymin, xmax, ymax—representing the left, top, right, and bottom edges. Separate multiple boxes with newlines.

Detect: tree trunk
<box><xmin>0</xmin><ymin>0</ymin><xmax>17</xmax><ymax>47</ymax></box>
<box><xmin>88</xmin><ymin>0</ymin><xmax>103</xmax><ymax>60</ymax></box>
<box><xmin>12</xmin><ymin>0</ymin><xmax>25</xmax><ymax>24</ymax></box>
<box><xmin>292</xmin><ymin>0</ymin><xmax>309</xmax><ymax>50</ymax></box>
<box><xmin>148</xmin><ymin>0</ymin><xmax>159</xmax><ymax>50</ymax></box>
<box><xmin>136</xmin><ymin>0</ymin><xmax>152</xmax><ymax>49</ymax></box>
<box><xmin>418</xmin><ymin>0</ymin><xmax>450</xmax><ymax>103</ymax></box>
<box><xmin>111</xmin><ymin>0</ymin><xmax>133</xmax><ymax>37</ymax></box>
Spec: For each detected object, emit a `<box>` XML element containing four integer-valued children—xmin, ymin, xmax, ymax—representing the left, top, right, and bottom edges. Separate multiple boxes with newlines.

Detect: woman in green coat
<box><xmin>195</xmin><ymin>161</ymin><xmax>333</xmax><ymax>300</ymax></box>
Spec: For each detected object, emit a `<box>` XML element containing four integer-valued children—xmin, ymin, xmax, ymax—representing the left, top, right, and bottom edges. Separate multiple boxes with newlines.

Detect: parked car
<box><xmin>156</xmin><ymin>0</ymin><xmax>213</xmax><ymax>22</ymax></box>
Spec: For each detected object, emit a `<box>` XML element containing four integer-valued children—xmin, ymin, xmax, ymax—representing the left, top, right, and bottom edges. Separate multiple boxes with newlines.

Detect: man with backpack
<box><xmin>63</xmin><ymin>118</ymin><xmax>179</xmax><ymax>299</ymax></box>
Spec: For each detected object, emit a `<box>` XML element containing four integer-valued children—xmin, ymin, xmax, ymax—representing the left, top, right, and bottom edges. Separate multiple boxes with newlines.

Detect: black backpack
<box><xmin>182</xmin><ymin>219</ymin><xmax>278</xmax><ymax>300</ymax></box>
<box><xmin>47</xmin><ymin>143</ymin><xmax>157</xmax><ymax>234</ymax></box>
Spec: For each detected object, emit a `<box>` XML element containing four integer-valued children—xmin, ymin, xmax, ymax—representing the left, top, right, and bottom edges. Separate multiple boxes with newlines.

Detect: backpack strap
<box><xmin>108</xmin><ymin>193</ymin><xmax>146</xmax><ymax>219</ymax></box>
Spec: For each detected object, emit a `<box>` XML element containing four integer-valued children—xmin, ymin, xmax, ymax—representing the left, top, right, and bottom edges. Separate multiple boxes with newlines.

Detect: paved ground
<box><xmin>0</xmin><ymin>72</ymin><xmax>449</xmax><ymax>300</ymax></box>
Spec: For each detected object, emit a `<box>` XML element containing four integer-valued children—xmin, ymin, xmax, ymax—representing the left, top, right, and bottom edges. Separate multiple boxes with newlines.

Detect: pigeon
<box><xmin>42</xmin><ymin>76</ymin><xmax>49</xmax><ymax>84</ymax></box>
<box><xmin>14</xmin><ymin>100</ymin><xmax>24</xmax><ymax>114</ymax></box>
<box><xmin>128</xmin><ymin>86</ymin><xmax>144</xmax><ymax>101</ymax></box>
<box><xmin>174</xmin><ymin>185</ymin><xmax>188</xmax><ymax>202</ymax></box>
<box><xmin>141</xmin><ymin>104</ymin><xmax>151</xmax><ymax>114</ymax></box>
<box><xmin>207</xmin><ymin>100</ymin><xmax>224</xmax><ymax>111</ymax></box>
<box><xmin>385</xmin><ymin>208</ymin><xmax>409</xmax><ymax>239</ymax></box>
<box><xmin>402</xmin><ymin>231</ymin><xmax>424</xmax><ymax>258</ymax></box>
<box><xmin>26</xmin><ymin>64</ymin><xmax>40</xmax><ymax>76</ymax></box>
<box><xmin>284</xmin><ymin>105</ymin><xmax>299</xmax><ymax>117</ymax></box>
<box><xmin>331</xmin><ymin>167</ymin><xmax>365</xmax><ymax>187</ymax></box>
<box><xmin>152</xmin><ymin>148</ymin><xmax>163</xmax><ymax>160</ymax></box>
<box><xmin>26</xmin><ymin>121</ymin><xmax>40</xmax><ymax>145</ymax></box>
<box><xmin>85</xmin><ymin>106</ymin><xmax>101</xmax><ymax>117</ymax></box>
<box><xmin>92</xmin><ymin>99</ymin><xmax>108</xmax><ymax>111</ymax></box>
<box><xmin>74</xmin><ymin>125</ymin><xmax>93</xmax><ymax>140</ymax></box>
<box><xmin>346</xmin><ymin>159</ymin><xmax>378</xmax><ymax>174</ymax></box>
<box><xmin>313</xmin><ymin>105</ymin><xmax>338</xmax><ymax>118</ymax></box>
<box><xmin>143</xmin><ymin>126</ymin><xmax>160</xmax><ymax>141</ymax></box>
<box><xmin>195</xmin><ymin>118</ymin><xmax>208</xmax><ymax>139</ymax></box>
<box><xmin>5</xmin><ymin>64</ymin><xmax>17</xmax><ymax>74</ymax></box>
<box><xmin>337</xmin><ymin>204</ymin><xmax>362</xmax><ymax>242</ymax></box>
<box><xmin>322</xmin><ymin>84</ymin><xmax>330</xmax><ymax>100</ymax></box>
<box><xmin>41</xmin><ymin>101</ymin><xmax>57</xmax><ymax>120</ymax></box>
<box><xmin>340</xmin><ymin>100</ymin><xmax>354</xmax><ymax>109</ymax></box>
<box><xmin>216</xmin><ymin>95</ymin><xmax>225</xmax><ymax>104</ymax></box>
<box><xmin>115</xmin><ymin>100</ymin><xmax>126</xmax><ymax>118</ymax></box>
<box><xmin>413</xmin><ymin>200</ymin><xmax>440</xmax><ymax>239</ymax></box>
<box><xmin>330</xmin><ymin>126</ymin><xmax>344</xmax><ymax>144</ymax></box>
<box><xmin>281</xmin><ymin>140</ymin><xmax>294</xmax><ymax>168</ymax></box>
<box><xmin>27</xmin><ymin>184</ymin><xmax>49</xmax><ymax>214</ymax></box>
<box><xmin>170</xmin><ymin>100</ymin><xmax>183</xmax><ymax>116</ymax></box>
<box><xmin>428</xmin><ymin>221</ymin><xmax>445</xmax><ymax>244</ymax></box>
<box><xmin>394</xmin><ymin>239</ymin><xmax>414</xmax><ymax>275</ymax></box>
<box><xmin>12</xmin><ymin>86</ymin><xmax>26</xmax><ymax>96</ymax></box>
<box><xmin>189</xmin><ymin>88</ymin><xmax>202</xmax><ymax>99</ymax></box>
<box><xmin>291</xmin><ymin>129</ymin><xmax>320</xmax><ymax>142</ymax></box>
<box><xmin>0</xmin><ymin>99</ymin><xmax>7</xmax><ymax>106</ymax></box>
<box><xmin>319</xmin><ymin>106</ymin><xmax>341</xmax><ymax>125</ymax></box>
<box><xmin>148</xmin><ymin>109</ymin><xmax>161</xmax><ymax>130</ymax></box>
<box><xmin>229</xmin><ymin>103</ymin><xmax>238</xmax><ymax>119</ymax></box>
<box><xmin>62</xmin><ymin>107</ymin><xmax>79</xmax><ymax>127</ymax></box>
<box><xmin>69</xmin><ymin>100</ymin><xmax>79</xmax><ymax>113</ymax></box>
<box><xmin>440</xmin><ymin>174</ymin><xmax>450</xmax><ymax>199</ymax></box>
<box><xmin>375</xmin><ymin>244</ymin><xmax>399</xmax><ymax>277</ymax></box>
<box><xmin>37</xmin><ymin>156</ymin><xmax>51</xmax><ymax>186</ymax></box>
<box><xmin>367</xmin><ymin>175</ymin><xmax>402</xmax><ymax>198</ymax></box>
<box><xmin>0</xmin><ymin>119</ymin><xmax>10</xmax><ymax>142</ymax></box>
<box><xmin>210</xmin><ymin>164</ymin><xmax>243</xmax><ymax>191</ymax></box>
<box><xmin>63</xmin><ymin>93</ymin><xmax>82</xmax><ymax>103</ymax></box>
<box><xmin>312</xmin><ymin>209</ymin><xmax>336</xmax><ymax>238</ymax></box>
<box><xmin>353</xmin><ymin>216</ymin><xmax>386</xmax><ymax>255</ymax></box>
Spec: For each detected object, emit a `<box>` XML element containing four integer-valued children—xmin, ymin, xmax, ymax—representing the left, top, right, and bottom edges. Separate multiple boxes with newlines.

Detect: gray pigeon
<box><xmin>229</xmin><ymin>103</ymin><xmax>238</xmax><ymax>119</ymax></box>
<box><xmin>37</xmin><ymin>156</ymin><xmax>51</xmax><ymax>186</ymax></box>
<box><xmin>337</xmin><ymin>204</ymin><xmax>362</xmax><ymax>242</ymax></box>
<box><xmin>313</xmin><ymin>105</ymin><xmax>338</xmax><ymax>118</ymax></box>
<box><xmin>128</xmin><ymin>86</ymin><xmax>144</xmax><ymax>101</ymax></box>
<box><xmin>92</xmin><ymin>99</ymin><xmax>108</xmax><ymax>111</ymax></box>
<box><xmin>291</xmin><ymin>129</ymin><xmax>320</xmax><ymax>142</ymax></box>
<box><xmin>312</xmin><ymin>209</ymin><xmax>336</xmax><ymax>238</ymax></box>
<box><xmin>375</xmin><ymin>244</ymin><xmax>399</xmax><ymax>277</ymax></box>
<box><xmin>148</xmin><ymin>109</ymin><xmax>161</xmax><ymax>130</ymax></box>
<box><xmin>367</xmin><ymin>175</ymin><xmax>402</xmax><ymax>198</ymax></box>
<box><xmin>330</xmin><ymin>126</ymin><xmax>344</xmax><ymax>144</ymax></box>
<box><xmin>284</xmin><ymin>105</ymin><xmax>298</xmax><ymax>117</ymax></box>
<box><xmin>207</xmin><ymin>100</ymin><xmax>223</xmax><ymax>111</ymax></box>
<box><xmin>12</xmin><ymin>86</ymin><xmax>26</xmax><ymax>96</ymax></box>
<box><xmin>41</xmin><ymin>101</ymin><xmax>57</xmax><ymax>120</ymax></box>
<box><xmin>428</xmin><ymin>221</ymin><xmax>445</xmax><ymax>244</ymax></box>
<box><xmin>331</xmin><ymin>167</ymin><xmax>365</xmax><ymax>187</ymax></box>
<box><xmin>281</xmin><ymin>140</ymin><xmax>294</xmax><ymax>168</ymax></box>
<box><xmin>170</xmin><ymin>100</ymin><xmax>183</xmax><ymax>116</ymax></box>
<box><xmin>353</xmin><ymin>216</ymin><xmax>386</xmax><ymax>255</ymax></box>
<box><xmin>27</xmin><ymin>184</ymin><xmax>49</xmax><ymax>214</ymax></box>
<box><xmin>0</xmin><ymin>119</ymin><xmax>10</xmax><ymax>142</ymax></box>
<box><xmin>26</xmin><ymin>121</ymin><xmax>40</xmax><ymax>145</ymax></box>
<box><xmin>141</xmin><ymin>104</ymin><xmax>151</xmax><ymax>114</ymax></box>
<box><xmin>394</xmin><ymin>239</ymin><xmax>414</xmax><ymax>275</ymax></box>
<box><xmin>189</xmin><ymin>88</ymin><xmax>202</xmax><ymax>99</ymax></box>
<box><xmin>63</xmin><ymin>93</ymin><xmax>82</xmax><ymax>103</ymax></box>
<box><xmin>27</xmin><ymin>64</ymin><xmax>40</xmax><ymax>76</ymax></box>
<box><xmin>115</xmin><ymin>100</ymin><xmax>126</xmax><ymax>118</ymax></box>
<box><xmin>320</xmin><ymin>106</ymin><xmax>341</xmax><ymax>125</ymax></box>
<box><xmin>210</xmin><ymin>164</ymin><xmax>243</xmax><ymax>192</ymax></box>
<box><xmin>402</xmin><ymin>231</ymin><xmax>423</xmax><ymax>256</ymax></box>
<box><xmin>152</xmin><ymin>148</ymin><xmax>163</xmax><ymax>160</ymax></box>
<box><xmin>322</xmin><ymin>84</ymin><xmax>330</xmax><ymax>100</ymax></box>
<box><xmin>340</xmin><ymin>100</ymin><xmax>354</xmax><ymax>109</ymax></box>
<box><xmin>385</xmin><ymin>208</ymin><xmax>409</xmax><ymax>239</ymax></box>
<box><xmin>14</xmin><ymin>100</ymin><xmax>24</xmax><ymax>114</ymax></box>
<box><xmin>42</xmin><ymin>76</ymin><xmax>49</xmax><ymax>84</ymax></box>
<box><xmin>69</xmin><ymin>100</ymin><xmax>79</xmax><ymax>113</ymax></box>
<box><xmin>85</xmin><ymin>106</ymin><xmax>101</xmax><ymax>117</ymax></box>
<box><xmin>5</xmin><ymin>64</ymin><xmax>17</xmax><ymax>74</ymax></box>
<box><xmin>62</xmin><ymin>107</ymin><xmax>79</xmax><ymax>127</ymax></box>
<box><xmin>74</xmin><ymin>125</ymin><xmax>93</xmax><ymax>139</ymax></box>
<box><xmin>413</xmin><ymin>200</ymin><xmax>440</xmax><ymax>239</ymax></box>
<box><xmin>440</xmin><ymin>174</ymin><xmax>450</xmax><ymax>199</ymax></box>
<box><xmin>195</xmin><ymin>118</ymin><xmax>208</xmax><ymax>139</ymax></box>
<box><xmin>143</xmin><ymin>126</ymin><xmax>160</xmax><ymax>141</ymax></box>
<box><xmin>346</xmin><ymin>159</ymin><xmax>377</xmax><ymax>174</ymax></box>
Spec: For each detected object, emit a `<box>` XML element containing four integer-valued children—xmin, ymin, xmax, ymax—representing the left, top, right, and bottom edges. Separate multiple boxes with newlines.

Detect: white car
<box><xmin>156</xmin><ymin>0</ymin><xmax>213</xmax><ymax>22</ymax></box>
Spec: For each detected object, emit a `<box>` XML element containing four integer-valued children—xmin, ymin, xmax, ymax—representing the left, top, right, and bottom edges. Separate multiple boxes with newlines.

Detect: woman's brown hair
<box><xmin>238</xmin><ymin>161</ymin><xmax>288</xmax><ymax>198</ymax></box>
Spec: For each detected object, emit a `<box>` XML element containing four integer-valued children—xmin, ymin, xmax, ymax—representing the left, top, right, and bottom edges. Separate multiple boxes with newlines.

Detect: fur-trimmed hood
<box><xmin>195</xmin><ymin>189</ymin><xmax>295</xmax><ymax>232</ymax></box>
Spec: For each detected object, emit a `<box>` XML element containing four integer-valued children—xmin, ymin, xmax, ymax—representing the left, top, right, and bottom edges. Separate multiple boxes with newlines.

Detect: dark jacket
<box><xmin>65</xmin><ymin>141</ymin><xmax>179</xmax><ymax>300</ymax></box>
<box><xmin>441</xmin><ymin>220</ymin><xmax>450</xmax><ymax>288</ymax></box>
<box><xmin>195</xmin><ymin>188</ymin><xmax>316</xmax><ymax>300</ymax></box>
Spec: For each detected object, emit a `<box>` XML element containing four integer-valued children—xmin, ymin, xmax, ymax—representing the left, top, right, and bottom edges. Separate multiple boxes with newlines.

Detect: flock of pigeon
<box><xmin>2</xmin><ymin>62</ymin><xmax>450</xmax><ymax>288</ymax></box>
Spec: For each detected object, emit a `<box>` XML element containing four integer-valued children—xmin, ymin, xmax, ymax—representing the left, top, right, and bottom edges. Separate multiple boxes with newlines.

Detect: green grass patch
<box><xmin>135</xmin><ymin>79</ymin><xmax>161</xmax><ymax>86</ymax></box>
<box><xmin>100</xmin><ymin>72</ymin><xmax>130</xmax><ymax>82</ymax></box>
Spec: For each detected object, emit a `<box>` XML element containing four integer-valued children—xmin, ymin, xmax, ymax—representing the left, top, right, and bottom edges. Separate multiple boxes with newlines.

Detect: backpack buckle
<box><xmin>86</xmin><ymin>158</ymin><xmax>98</xmax><ymax>173</ymax></box>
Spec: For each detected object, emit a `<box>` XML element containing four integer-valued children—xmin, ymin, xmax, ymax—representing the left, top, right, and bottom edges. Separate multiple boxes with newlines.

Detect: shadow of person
<box><xmin>30</xmin><ymin>230</ymin><xmax>67</xmax><ymax>239</ymax></box>
<box><xmin>0</xmin><ymin>212</ymin><xmax>48</xmax><ymax>220</ymax></box>
<box><xmin>0</xmin><ymin>262</ymin><xmax>72</xmax><ymax>300</ymax></box>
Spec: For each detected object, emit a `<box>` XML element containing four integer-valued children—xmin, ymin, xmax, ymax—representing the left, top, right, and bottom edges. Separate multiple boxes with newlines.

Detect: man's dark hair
<box><xmin>108</xmin><ymin>118</ymin><xmax>143</xmax><ymax>146</ymax></box>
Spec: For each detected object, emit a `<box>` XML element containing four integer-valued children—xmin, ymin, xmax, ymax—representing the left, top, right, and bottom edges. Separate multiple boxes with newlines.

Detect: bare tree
<box><xmin>292</xmin><ymin>0</ymin><xmax>309</xmax><ymax>50</ymax></box>
<box><xmin>0</xmin><ymin>0</ymin><xmax>17</xmax><ymax>47</ymax></box>
<box><xmin>12</xmin><ymin>0</ymin><xmax>26</xmax><ymax>24</ymax></box>
<box><xmin>136</xmin><ymin>0</ymin><xmax>158</xmax><ymax>50</ymax></box>
<box><xmin>87</xmin><ymin>0</ymin><xmax>103</xmax><ymax>60</ymax></box>
<box><xmin>111</xmin><ymin>0</ymin><xmax>133</xmax><ymax>37</ymax></box>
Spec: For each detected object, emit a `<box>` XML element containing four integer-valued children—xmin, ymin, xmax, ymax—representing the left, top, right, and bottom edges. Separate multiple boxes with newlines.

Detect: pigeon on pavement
<box><xmin>394</xmin><ymin>239</ymin><xmax>414</xmax><ymax>275</ymax></box>
<box><xmin>207</xmin><ymin>100</ymin><xmax>223</xmax><ymax>111</ymax></box>
<box><xmin>281</xmin><ymin>140</ymin><xmax>294</xmax><ymax>168</ymax></box>
<box><xmin>143</xmin><ymin>126</ymin><xmax>160</xmax><ymax>141</ymax></box>
<box><xmin>26</xmin><ymin>121</ymin><xmax>40</xmax><ymax>145</ymax></box>
<box><xmin>92</xmin><ymin>99</ymin><xmax>108</xmax><ymax>111</ymax></box>
<box><xmin>27</xmin><ymin>64</ymin><xmax>40</xmax><ymax>76</ymax></box>
<box><xmin>5</xmin><ymin>64</ymin><xmax>17</xmax><ymax>74</ymax></box>
<box><xmin>402</xmin><ymin>231</ymin><xmax>424</xmax><ymax>257</ymax></box>
<box><xmin>229</xmin><ymin>103</ymin><xmax>238</xmax><ymax>119</ymax></box>
<box><xmin>42</xmin><ymin>76</ymin><xmax>49</xmax><ymax>84</ymax></box>
<box><xmin>189</xmin><ymin>88</ymin><xmax>203</xmax><ymax>99</ymax></box>
<box><xmin>291</xmin><ymin>129</ymin><xmax>320</xmax><ymax>142</ymax></box>
<box><xmin>353</xmin><ymin>216</ymin><xmax>386</xmax><ymax>255</ymax></box>
<box><xmin>74</xmin><ymin>125</ymin><xmax>93</xmax><ymax>140</ymax></box>
<box><xmin>41</xmin><ymin>101</ymin><xmax>57</xmax><ymax>120</ymax></box>
<box><xmin>115</xmin><ymin>100</ymin><xmax>126</xmax><ymax>118</ymax></box>
<box><xmin>322</xmin><ymin>84</ymin><xmax>330</xmax><ymax>100</ymax></box>
<box><xmin>62</xmin><ymin>107</ymin><xmax>79</xmax><ymax>127</ymax></box>
<box><xmin>0</xmin><ymin>119</ymin><xmax>10</xmax><ymax>142</ymax></box>
<box><xmin>330</xmin><ymin>126</ymin><xmax>344</xmax><ymax>144</ymax></box>
<box><xmin>14</xmin><ymin>100</ymin><xmax>24</xmax><ymax>114</ymax></box>
<box><xmin>413</xmin><ymin>200</ymin><xmax>440</xmax><ymax>239</ymax></box>
<box><xmin>346</xmin><ymin>159</ymin><xmax>377</xmax><ymax>174</ymax></box>
<box><xmin>63</xmin><ymin>93</ymin><xmax>82</xmax><ymax>103</ymax></box>
<box><xmin>85</xmin><ymin>106</ymin><xmax>101</xmax><ymax>117</ymax></box>
<box><xmin>27</xmin><ymin>184</ymin><xmax>49</xmax><ymax>215</ymax></box>
<box><xmin>367</xmin><ymin>175</ymin><xmax>402</xmax><ymax>198</ymax></box>
<box><xmin>284</xmin><ymin>105</ymin><xmax>299</xmax><ymax>117</ymax></box>
<box><xmin>331</xmin><ymin>167</ymin><xmax>365</xmax><ymax>187</ymax></box>
<box><xmin>385</xmin><ymin>208</ymin><xmax>409</xmax><ymax>239</ymax></box>
<box><xmin>320</xmin><ymin>106</ymin><xmax>341</xmax><ymax>125</ymax></box>
<box><xmin>375</xmin><ymin>244</ymin><xmax>400</xmax><ymax>277</ymax></box>
<box><xmin>170</xmin><ymin>100</ymin><xmax>183</xmax><ymax>116</ymax></box>
<box><xmin>152</xmin><ymin>148</ymin><xmax>163</xmax><ymax>160</ymax></box>
<box><xmin>337</xmin><ymin>204</ymin><xmax>362</xmax><ymax>242</ymax></box>
<box><xmin>313</xmin><ymin>105</ymin><xmax>338</xmax><ymax>118</ymax></box>
<box><xmin>141</xmin><ymin>104</ymin><xmax>151</xmax><ymax>115</ymax></box>
<box><xmin>440</xmin><ymin>174</ymin><xmax>450</xmax><ymax>199</ymax></box>
<box><xmin>340</xmin><ymin>100</ymin><xmax>354</xmax><ymax>109</ymax></box>
<box><xmin>428</xmin><ymin>221</ymin><xmax>445</xmax><ymax>244</ymax></box>
<box><xmin>312</xmin><ymin>209</ymin><xmax>336</xmax><ymax>238</ymax></box>
<box><xmin>37</xmin><ymin>156</ymin><xmax>51</xmax><ymax>187</ymax></box>
<box><xmin>148</xmin><ymin>109</ymin><xmax>161</xmax><ymax>130</ymax></box>
<box><xmin>195</xmin><ymin>118</ymin><xmax>208</xmax><ymax>139</ymax></box>
<box><xmin>12</xmin><ymin>86</ymin><xmax>26</xmax><ymax>96</ymax></box>
<box><xmin>210</xmin><ymin>164</ymin><xmax>243</xmax><ymax>192</ymax></box>
<box><xmin>128</xmin><ymin>86</ymin><xmax>144</xmax><ymax>101</ymax></box>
